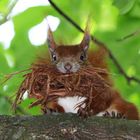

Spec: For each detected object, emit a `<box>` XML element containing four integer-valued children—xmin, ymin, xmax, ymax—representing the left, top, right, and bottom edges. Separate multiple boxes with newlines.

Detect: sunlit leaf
<box><xmin>0</xmin><ymin>0</ymin><xmax>9</xmax><ymax>13</ymax></box>
<box><xmin>113</xmin><ymin>0</ymin><xmax>136</xmax><ymax>14</ymax></box>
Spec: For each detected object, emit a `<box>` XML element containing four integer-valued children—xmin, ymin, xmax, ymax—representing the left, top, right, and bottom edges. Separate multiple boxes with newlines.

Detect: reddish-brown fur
<box><xmin>47</xmin><ymin>46</ymin><xmax>139</xmax><ymax>120</ymax></box>
<box><xmin>89</xmin><ymin>48</ymin><xmax>139</xmax><ymax>120</ymax></box>
<box><xmin>56</xmin><ymin>45</ymin><xmax>82</xmax><ymax>57</ymax></box>
<box><xmin>43</xmin><ymin>101</ymin><xmax>65</xmax><ymax>113</ymax></box>
<box><xmin>46</xmin><ymin>28</ymin><xmax>139</xmax><ymax>120</ymax></box>
<box><xmin>110</xmin><ymin>91</ymin><xmax>139</xmax><ymax>120</ymax></box>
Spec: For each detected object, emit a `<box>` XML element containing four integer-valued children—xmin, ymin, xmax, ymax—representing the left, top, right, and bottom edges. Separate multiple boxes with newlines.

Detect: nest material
<box><xmin>13</xmin><ymin>61</ymin><xmax>113</xmax><ymax>115</ymax></box>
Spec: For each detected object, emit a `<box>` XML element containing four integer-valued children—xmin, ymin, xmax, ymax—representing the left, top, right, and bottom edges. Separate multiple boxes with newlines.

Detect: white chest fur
<box><xmin>58</xmin><ymin>96</ymin><xmax>118</xmax><ymax>118</ymax></box>
<box><xmin>58</xmin><ymin>96</ymin><xmax>86</xmax><ymax>113</ymax></box>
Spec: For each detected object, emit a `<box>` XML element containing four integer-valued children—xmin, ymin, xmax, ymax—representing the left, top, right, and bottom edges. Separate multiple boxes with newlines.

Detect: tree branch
<box><xmin>48</xmin><ymin>0</ymin><xmax>140</xmax><ymax>84</ymax></box>
<box><xmin>0</xmin><ymin>0</ymin><xmax>18</xmax><ymax>25</ymax></box>
<box><xmin>0</xmin><ymin>68</ymin><xmax>31</xmax><ymax>86</ymax></box>
<box><xmin>0</xmin><ymin>114</ymin><xmax>140</xmax><ymax>139</ymax></box>
<box><xmin>117</xmin><ymin>29</ymin><xmax>140</xmax><ymax>41</ymax></box>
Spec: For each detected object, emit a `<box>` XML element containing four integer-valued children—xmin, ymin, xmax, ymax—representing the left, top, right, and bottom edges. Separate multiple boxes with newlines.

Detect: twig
<box><xmin>0</xmin><ymin>68</ymin><xmax>31</xmax><ymax>86</ymax></box>
<box><xmin>0</xmin><ymin>0</ymin><xmax>18</xmax><ymax>25</ymax></box>
<box><xmin>48</xmin><ymin>0</ymin><xmax>140</xmax><ymax>84</ymax></box>
<box><xmin>117</xmin><ymin>29</ymin><xmax>140</xmax><ymax>41</ymax></box>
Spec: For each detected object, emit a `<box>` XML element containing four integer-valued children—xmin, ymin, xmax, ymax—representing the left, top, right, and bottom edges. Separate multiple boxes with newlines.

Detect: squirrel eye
<box><xmin>52</xmin><ymin>54</ymin><xmax>57</xmax><ymax>61</ymax></box>
<box><xmin>80</xmin><ymin>54</ymin><xmax>84</xmax><ymax>61</ymax></box>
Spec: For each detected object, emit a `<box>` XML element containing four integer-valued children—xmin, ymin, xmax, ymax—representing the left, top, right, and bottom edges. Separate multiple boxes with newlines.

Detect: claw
<box><xmin>117</xmin><ymin>113</ymin><xmax>122</xmax><ymax>118</ymax></box>
<box><xmin>77</xmin><ymin>107</ymin><xmax>92</xmax><ymax>118</ymax></box>
<box><xmin>105</xmin><ymin>111</ymin><xmax>110</xmax><ymax>117</ymax></box>
<box><xmin>112</xmin><ymin>111</ymin><xmax>115</xmax><ymax>118</ymax></box>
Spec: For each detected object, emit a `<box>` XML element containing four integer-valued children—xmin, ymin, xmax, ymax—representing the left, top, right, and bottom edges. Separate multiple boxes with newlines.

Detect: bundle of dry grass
<box><xmin>13</xmin><ymin>61</ymin><xmax>113</xmax><ymax>115</ymax></box>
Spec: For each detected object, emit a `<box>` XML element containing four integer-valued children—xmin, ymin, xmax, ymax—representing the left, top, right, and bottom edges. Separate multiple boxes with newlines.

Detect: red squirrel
<box><xmin>45</xmin><ymin>27</ymin><xmax>139</xmax><ymax>120</ymax></box>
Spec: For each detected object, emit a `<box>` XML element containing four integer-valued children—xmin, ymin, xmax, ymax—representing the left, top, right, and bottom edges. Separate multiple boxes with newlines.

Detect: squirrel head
<box><xmin>47</xmin><ymin>27</ymin><xmax>90</xmax><ymax>73</ymax></box>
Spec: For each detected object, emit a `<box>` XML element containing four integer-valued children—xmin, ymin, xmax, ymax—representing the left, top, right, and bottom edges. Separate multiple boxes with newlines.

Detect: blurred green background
<box><xmin>0</xmin><ymin>0</ymin><xmax>140</xmax><ymax>115</ymax></box>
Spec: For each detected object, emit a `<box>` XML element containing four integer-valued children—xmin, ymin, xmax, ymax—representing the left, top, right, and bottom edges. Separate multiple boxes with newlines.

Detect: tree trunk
<box><xmin>0</xmin><ymin>114</ymin><xmax>139</xmax><ymax>140</ymax></box>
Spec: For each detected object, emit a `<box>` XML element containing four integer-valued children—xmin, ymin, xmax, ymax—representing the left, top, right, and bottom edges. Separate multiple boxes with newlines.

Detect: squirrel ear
<box><xmin>80</xmin><ymin>31</ymin><xmax>90</xmax><ymax>51</ymax></box>
<box><xmin>80</xmin><ymin>23</ymin><xmax>90</xmax><ymax>51</ymax></box>
<box><xmin>47</xmin><ymin>27</ymin><xmax>56</xmax><ymax>52</ymax></box>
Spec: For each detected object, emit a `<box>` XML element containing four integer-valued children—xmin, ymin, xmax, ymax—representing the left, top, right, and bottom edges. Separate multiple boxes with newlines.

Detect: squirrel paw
<box><xmin>43</xmin><ymin>108</ymin><xmax>60</xmax><ymax>115</ymax></box>
<box><xmin>103</xmin><ymin>111</ymin><xmax>126</xmax><ymax>119</ymax></box>
<box><xmin>77</xmin><ymin>107</ymin><xmax>93</xmax><ymax>118</ymax></box>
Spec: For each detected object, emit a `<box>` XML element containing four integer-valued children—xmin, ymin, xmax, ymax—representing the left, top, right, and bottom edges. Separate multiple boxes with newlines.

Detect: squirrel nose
<box><xmin>64</xmin><ymin>63</ymin><xmax>72</xmax><ymax>71</ymax></box>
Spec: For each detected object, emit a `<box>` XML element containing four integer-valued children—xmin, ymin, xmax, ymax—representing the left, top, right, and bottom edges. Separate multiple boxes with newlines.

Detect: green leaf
<box><xmin>0</xmin><ymin>96</ymin><xmax>11</xmax><ymax>115</ymax></box>
<box><xmin>113</xmin><ymin>0</ymin><xmax>136</xmax><ymax>14</ymax></box>
<box><xmin>10</xmin><ymin>6</ymin><xmax>52</xmax><ymax>70</ymax></box>
<box><xmin>0</xmin><ymin>45</ymin><xmax>10</xmax><ymax>73</ymax></box>
<box><xmin>0</xmin><ymin>0</ymin><xmax>9</xmax><ymax>13</ymax></box>
<box><xmin>19</xmin><ymin>98</ymin><xmax>41</xmax><ymax>115</ymax></box>
<box><xmin>0</xmin><ymin>0</ymin><xmax>140</xmax><ymax>115</ymax></box>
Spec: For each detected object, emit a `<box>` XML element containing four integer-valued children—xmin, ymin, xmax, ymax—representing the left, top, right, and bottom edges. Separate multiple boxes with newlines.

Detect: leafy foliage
<box><xmin>113</xmin><ymin>0</ymin><xmax>136</xmax><ymax>14</ymax></box>
<box><xmin>0</xmin><ymin>0</ymin><xmax>140</xmax><ymax>115</ymax></box>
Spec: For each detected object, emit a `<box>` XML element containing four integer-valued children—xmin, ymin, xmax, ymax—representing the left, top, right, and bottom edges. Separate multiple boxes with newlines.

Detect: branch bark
<box><xmin>0</xmin><ymin>114</ymin><xmax>140</xmax><ymax>140</ymax></box>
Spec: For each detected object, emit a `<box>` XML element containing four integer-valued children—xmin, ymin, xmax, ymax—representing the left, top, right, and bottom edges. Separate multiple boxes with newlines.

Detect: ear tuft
<box><xmin>47</xmin><ymin>27</ymin><xmax>56</xmax><ymax>52</ymax></box>
<box><xmin>80</xmin><ymin>17</ymin><xmax>91</xmax><ymax>51</ymax></box>
<box><xmin>80</xmin><ymin>29</ymin><xmax>90</xmax><ymax>51</ymax></box>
